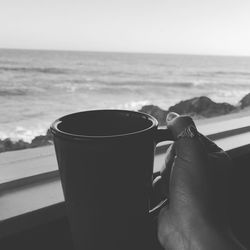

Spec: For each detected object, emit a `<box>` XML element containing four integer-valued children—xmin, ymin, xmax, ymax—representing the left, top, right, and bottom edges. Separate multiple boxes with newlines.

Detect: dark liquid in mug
<box><xmin>57</xmin><ymin>110</ymin><xmax>155</xmax><ymax>137</ymax></box>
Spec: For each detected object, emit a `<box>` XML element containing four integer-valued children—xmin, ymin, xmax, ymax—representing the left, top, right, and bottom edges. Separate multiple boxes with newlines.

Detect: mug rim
<box><xmin>50</xmin><ymin>109</ymin><xmax>158</xmax><ymax>140</ymax></box>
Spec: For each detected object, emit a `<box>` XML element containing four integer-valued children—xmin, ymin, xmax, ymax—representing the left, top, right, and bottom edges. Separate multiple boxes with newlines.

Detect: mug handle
<box><xmin>149</xmin><ymin>128</ymin><xmax>174</xmax><ymax>217</ymax></box>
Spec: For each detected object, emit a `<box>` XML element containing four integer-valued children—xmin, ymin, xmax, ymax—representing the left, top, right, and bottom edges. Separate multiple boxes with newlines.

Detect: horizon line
<box><xmin>1</xmin><ymin>47</ymin><xmax>250</xmax><ymax>58</ymax></box>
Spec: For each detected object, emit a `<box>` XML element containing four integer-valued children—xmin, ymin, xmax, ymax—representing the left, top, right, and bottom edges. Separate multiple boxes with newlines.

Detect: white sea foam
<box><xmin>209</xmin><ymin>90</ymin><xmax>250</xmax><ymax>105</ymax></box>
<box><xmin>117</xmin><ymin>100</ymin><xmax>151</xmax><ymax>111</ymax></box>
<box><xmin>0</xmin><ymin>126</ymin><xmax>48</xmax><ymax>143</ymax></box>
<box><xmin>54</xmin><ymin>82</ymin><xmax>78</xmax><ymax>93</ymax></box>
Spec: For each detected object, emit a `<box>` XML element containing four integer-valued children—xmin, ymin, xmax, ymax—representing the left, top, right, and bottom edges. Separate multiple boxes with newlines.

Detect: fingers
<box><xmin>166</xmin><ymin>112</ymin><xmax>227</xmax><ymax>159</ymax></box>
<box><xmin>166</xmin><ymin>113</ymin><xmax>196</xmax><ymax>140</ymax></box>
<box><xmin>166</xmin><ymin>113</ymin><xmax>206</xmax><ymax>163</ymax></box>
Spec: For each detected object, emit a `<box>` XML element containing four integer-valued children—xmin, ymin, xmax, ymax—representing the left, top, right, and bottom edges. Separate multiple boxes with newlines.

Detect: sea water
<box><xmin>1</xmin><ymin>49</ymin><xmax>250</xmax><ymax>142</ymax></box>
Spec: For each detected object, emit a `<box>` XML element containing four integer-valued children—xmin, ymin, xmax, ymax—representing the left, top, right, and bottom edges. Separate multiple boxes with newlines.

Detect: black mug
<box><xmin>51</xmin><ymin>110</ymin><xmax>173</xmax><ymax>250</ymax></box>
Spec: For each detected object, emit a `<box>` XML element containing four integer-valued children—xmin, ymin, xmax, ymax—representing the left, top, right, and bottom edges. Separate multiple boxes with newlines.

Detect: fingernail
<box><xmin>166</xmin><ymin>112</ymin><xmax>179</xmax><ymax>122</ymax></box>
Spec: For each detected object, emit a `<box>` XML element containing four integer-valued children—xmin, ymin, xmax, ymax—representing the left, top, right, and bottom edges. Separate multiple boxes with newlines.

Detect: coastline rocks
<box><xmin>1</xmin><ymin>93</ymin><xmax>250</xmax><ymax>153</ymax></box>
<box><xmin>0</xmin><ymin>139</ymin><xmax>30</xmax><ymax>153</ymax></box>
<box><xmin>0</xmin><ymin>129</ymin><xmax>53</xmax><ymax>153</ymax></box>
<box><xmin>139</xmin><ymin>105</ymin><xmax>168</xmax><ymax>126</ymax></box>
<box><xmin>239</xmin><ymin>93</ymin><xmax>250</xmax><ymax>109</ymax></box>
<box><xmin>30</xmin><ymin>129</ymin><xmax>53</xmax><ymax>148</ymax></box>
<box><xmin>169</xmin><ymin>96</ymin><xmax>236</xmax><ymax>118</ymax></box>
<box><xmin>139</xmin><ymin>96</ymin><xmax>238</xmax><ymax>126</ymax></box>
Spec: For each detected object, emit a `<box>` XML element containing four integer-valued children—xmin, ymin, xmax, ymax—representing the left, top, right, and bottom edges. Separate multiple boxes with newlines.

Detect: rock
<box><xmin>139</xmin><ymin>105</ymin><xmax>168</xmax><ymax>126</ymax></box>
<box><xmin>139</xmin><ymin>96</ymin><xmax>236</xmax><ymax>124</ymax></box>
<box><xmin>13</xmin><ymin>140</ymin><xmax>30</xmax><ymax>150</ymax></box>
<box><xmin>2</xmin><ymin>138</ymin><xmax>14</xmax><ymax>151</ymax></box>
<box><xmin>0</xmin><ymin>138</ymin><xmax>29</xmax><ymax>152</ymax></box>
<box><xmin>0</xmin><ymin>140</ymin><xmax>6</xmax><ymax>152</ymax></box>
<box><xmin>239</xmin><ymin>93</ymin><xmax>250</xmax><ymax>109</ymax></box>
<box><xmin>0</xmin><ymin>130</ymin><xmax>53</xmax><ymax>153</ymax></box>
<box><xmin>168</xmin><ymin>96</ymin><xmax>236</xmax><ymax>118</ymax></box>
<box><xmin>30</xmin><ymin>130</ymin><xmax>53</xmax><ymax>148</ymax></box>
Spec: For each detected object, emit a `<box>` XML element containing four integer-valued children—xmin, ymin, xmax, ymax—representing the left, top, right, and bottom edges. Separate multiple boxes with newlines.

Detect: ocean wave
<box><xmin>0</xmin><ymin>66</ymin><xmax>70</xmax><ymax>74</ymax></box>
<box><xmin>188</xmin><ymin>71</ymin><xmax>250</xmax><ymax>77</ymax></box>
<box><xmin>104</xmin><ymin>80</ymin><xmax>250</xmax><ymax>90</ymax></box>
<box><xmin>54</xmin><ymin>82</ymin><xmax>78</xmax><ymax>92</ymax></box>
<box><xmin>98</xmin><ymin>80</ymin><xmax>197</xmax><ymax>88</ymax></box>
<box><xmin>53</xmin><ymin>80</ymin><xmax>205</xmax><ymax>94</ymax></box>
<box><xmin>213</xmin><ymin>71</ymin><xmax>250</xmax><ymax>76</ymax></box>
<box><xmin>116</xmin><ymin>100</ymin><xmax>151</xmax><ymax>110</ymax></box>
<box><xmin>0</xmin><ymin>89</ymin><xmax>28</xmax><ymax>96</ymax></box>
<box><xmin>209</xmin><ymin>89</ymin><xmax>250</xmax><ymax>105</ymax></box>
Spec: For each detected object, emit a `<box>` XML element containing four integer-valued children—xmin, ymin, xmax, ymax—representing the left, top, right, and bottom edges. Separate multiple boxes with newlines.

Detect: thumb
<box><xmin>166</xmin><ymin>113</ymin><xmax>207</xmax><ymax>163</ymax></box>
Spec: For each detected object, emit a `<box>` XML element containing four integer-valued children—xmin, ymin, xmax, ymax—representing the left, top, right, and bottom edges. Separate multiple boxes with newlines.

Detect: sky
<box><xmin>0</xmin><ymin>0</ymin><xmax>250</xmax><ymax>56</ymax></box>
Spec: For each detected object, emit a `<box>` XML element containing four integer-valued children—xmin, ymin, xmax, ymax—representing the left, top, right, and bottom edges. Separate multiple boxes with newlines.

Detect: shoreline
<box><xmin>1</xmin><ymin>93</ymin><xmax>250</xmax><ymax>153</ymax></box>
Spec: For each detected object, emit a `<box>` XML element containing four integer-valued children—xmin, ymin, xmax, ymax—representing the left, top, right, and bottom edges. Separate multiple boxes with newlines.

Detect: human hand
<box><xmin>155</xmin><ymin>113</ymin><xmax>245</xmax><ymax>250</ymax></box>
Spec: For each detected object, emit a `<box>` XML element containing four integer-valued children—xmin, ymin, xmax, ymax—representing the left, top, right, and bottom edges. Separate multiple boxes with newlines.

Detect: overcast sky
<box><xmin>1</xmin><ymin>0</ymin><xmax>250</xmax><ymax>55</ymax></box>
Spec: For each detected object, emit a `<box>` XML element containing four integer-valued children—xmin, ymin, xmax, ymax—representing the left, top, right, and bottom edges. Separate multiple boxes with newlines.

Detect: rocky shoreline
<box><xmin>139</xmin><ymin>95</ymin><xmax>243</xmax><ymax>126</ymax></box>
<box><xmin>1</xmin><ymin>93</ymin><xmax>250</xmax><ymax>153</ymax></box>
<box><xmin>0</xmin><ymin>129</ymin><xmax>53</xmax><ymax>153</ymax></box>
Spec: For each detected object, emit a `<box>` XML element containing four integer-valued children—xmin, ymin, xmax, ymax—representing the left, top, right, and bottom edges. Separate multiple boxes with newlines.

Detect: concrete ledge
<box><xmin>0</xmin><ymin>170</ymin><xmax>59</xmax><ymax>192</ymax></box>
<box><xmin>0</xmin><ymin>145</ymin><xmax>57</xmax><ymax>185</ymax></box>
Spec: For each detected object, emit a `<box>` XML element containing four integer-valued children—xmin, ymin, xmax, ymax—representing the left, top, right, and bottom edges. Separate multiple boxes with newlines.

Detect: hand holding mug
<box><xmin>156</xmin><ymin>113</ymin><xmax>246</xmax><ymax>250</ymax></box>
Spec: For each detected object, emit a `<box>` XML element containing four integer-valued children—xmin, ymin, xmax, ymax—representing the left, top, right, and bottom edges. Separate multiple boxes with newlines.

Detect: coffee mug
<box><xmin>51</xmin><ymin>109</ymin><xmax>173</xmax><ymax>250</ymax></box>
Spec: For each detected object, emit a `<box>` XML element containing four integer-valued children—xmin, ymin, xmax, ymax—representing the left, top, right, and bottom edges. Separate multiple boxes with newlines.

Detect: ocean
<box><xmin>1</xmin><ymin>49</ymin><xmax>250</xmax><ymax>142</ymax></box>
